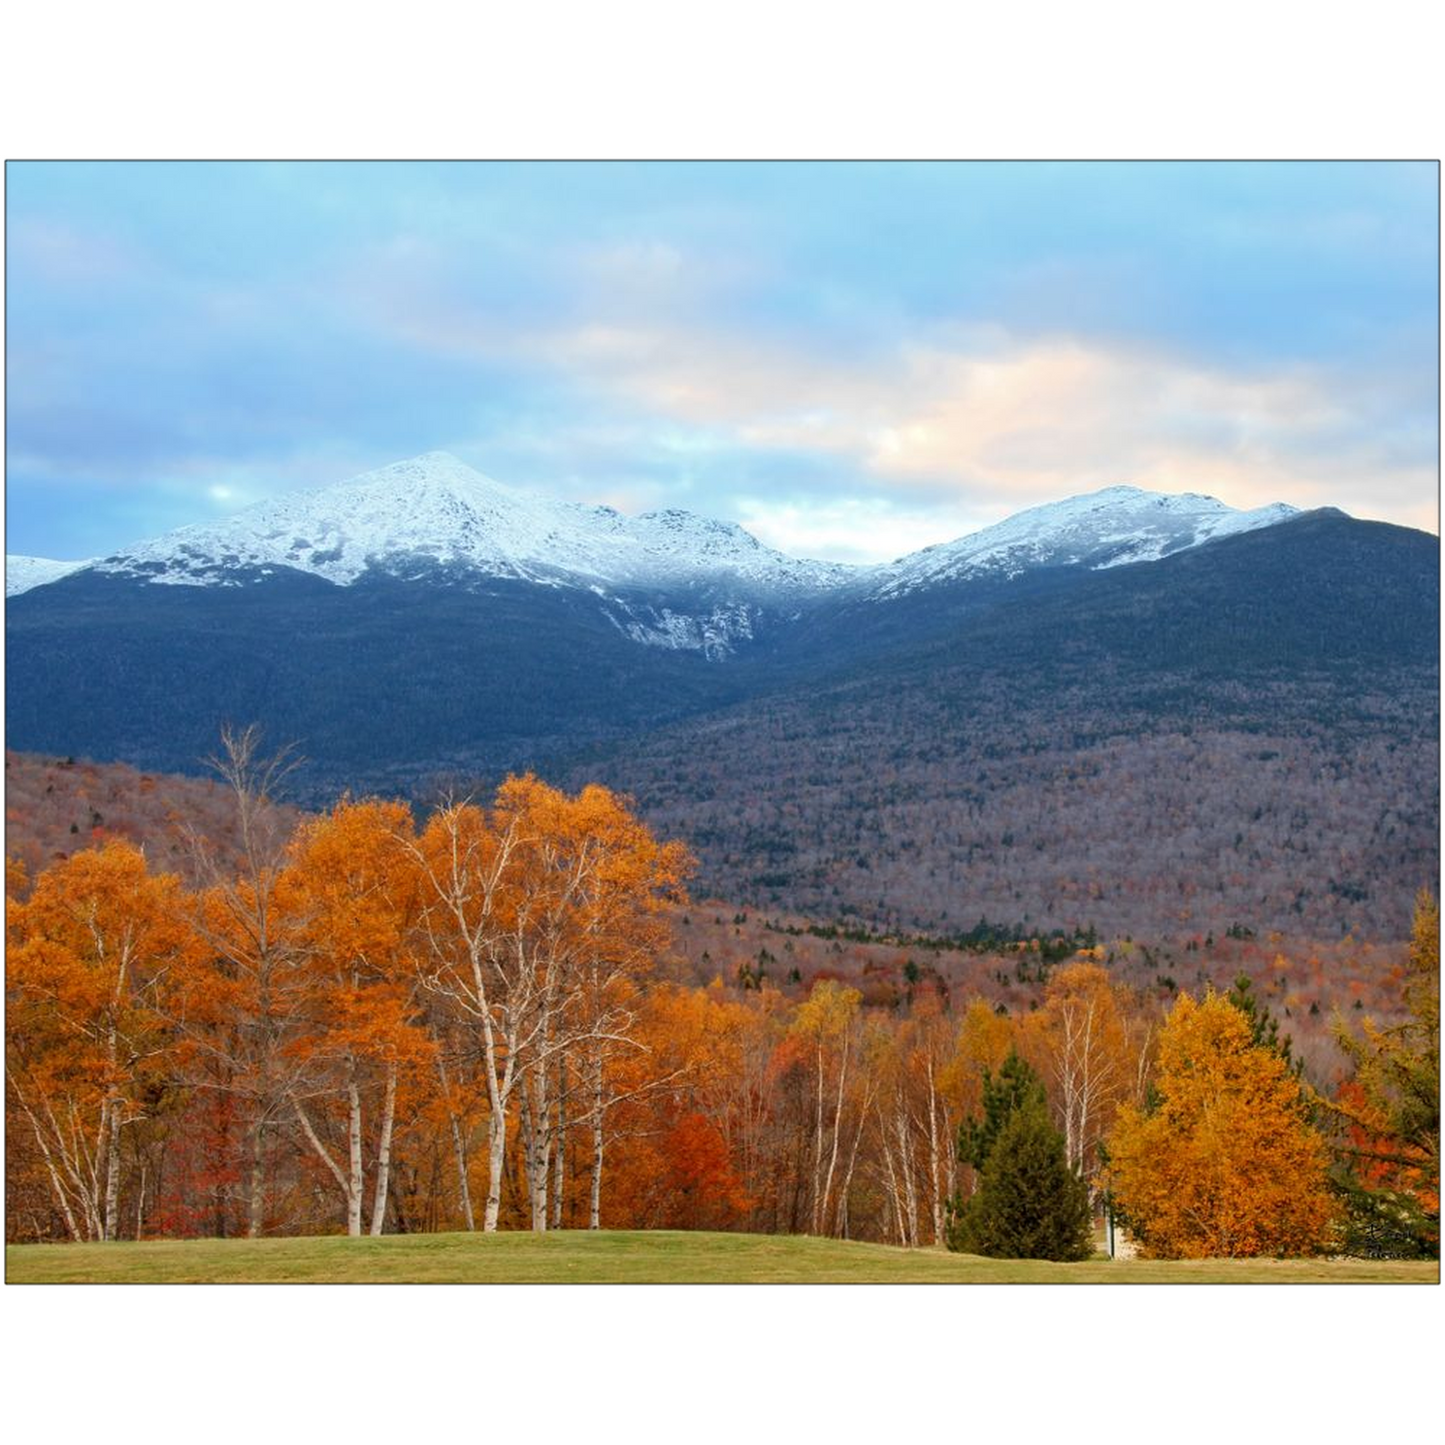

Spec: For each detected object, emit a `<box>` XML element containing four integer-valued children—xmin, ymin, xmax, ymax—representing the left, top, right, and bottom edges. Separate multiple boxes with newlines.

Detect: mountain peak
<box><xmin>868</xmin><ymin>484</ymin><xmax>1306</xmax><ymax>598</ymax></box>
<box><xmin>85</xmin><ymin>453</ymin><xmax>851</xmax><ymax>599</ymax></box>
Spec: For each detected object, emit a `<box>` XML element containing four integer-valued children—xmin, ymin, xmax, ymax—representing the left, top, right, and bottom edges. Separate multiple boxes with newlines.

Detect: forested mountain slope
<box><xmin>564</xmin><ymin>515</ymin><xmax>1439</xmax><ymax>941</ymax></box>
<box><xmin>6</xmin><ymin>457</ymin><xmax>1436</xmax><ymax>943</ymax></box>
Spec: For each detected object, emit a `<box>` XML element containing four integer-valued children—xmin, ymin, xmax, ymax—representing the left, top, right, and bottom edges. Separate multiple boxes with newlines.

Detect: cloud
<box><xmin>6</xmin><ymin>162</ymin><xmax>1437</xmax><ymax>560</ymax></box>
<box><xmin>448</xmin><ymin>314</ymin><xmax>1437</xmax><ymax>536</ymax></box>
<box><xmin>733</xmin><ymin>494</ymin><xmax>988</xmax><ymax>566</ymax></box>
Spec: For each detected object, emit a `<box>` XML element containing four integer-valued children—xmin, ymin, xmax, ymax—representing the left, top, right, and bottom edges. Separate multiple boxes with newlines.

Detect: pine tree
<box><xmin>948</xmin><ymin>1049</ymin><xmax>1094</xmax><ymax>1260</ymax></box>
<box><xmin>956</xmin><ymin>1049</ymin><xmax>1044</xmax><ymax>1172</ymax></box>
<box><xmin>1227</xmin><ymin>973</ymin><xmax>1302</xmax><ymax>1079</ymax></box>
<box><xmin>949</xmin><ymin>1098</ymin><xmax>1094</xmax><ymax>1260</ymax></box>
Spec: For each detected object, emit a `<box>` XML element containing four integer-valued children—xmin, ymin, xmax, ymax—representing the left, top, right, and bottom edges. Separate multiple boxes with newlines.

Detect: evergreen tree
<box><xmin>948</xmin><ymin>1049</ymin><xmax>1094</xmax><ymax>1261</ymax></box>
<box><xmin>956</xmin><ymin>1049</ymin><xmax>1044</xmax><ymax>1173</ymax></box>
<box><xmin>1227</xmin><ymin>973</ymin><xmax>1302</xmax><ymax>1079</ymax></box>
<box><xmin>949</xmin><ymin>1099</ymin><xmax>1094</xmax><ymax>1260</ymax></box>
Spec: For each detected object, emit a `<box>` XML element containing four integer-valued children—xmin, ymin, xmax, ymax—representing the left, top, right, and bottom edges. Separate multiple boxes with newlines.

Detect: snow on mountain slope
<box><xmin>6</xmin><ymin>555</ymin><xmax>94</xmax><ymax>598</ymax></box>
<box><xmin>92</xmin><ymin>452</ymin><xmax>853</xmax><ymax>597</ymax></box>
<box><xmin>51</xmin><ymin>455</ymin><xmax>1306</xmax><ymax>653</ymax></box>
<box><xmin>866</xmin><ymin>486</ymin><xmax>1301</xmax><ymax>599</ymax></box>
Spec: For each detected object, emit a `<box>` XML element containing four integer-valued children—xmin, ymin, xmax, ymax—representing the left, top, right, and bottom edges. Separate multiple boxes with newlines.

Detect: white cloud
<box><xmin>733</xmin><ymin>494</ymin><xmax>994</xmax><ymax>566</ymax></box>
<box><xmin>337</xmin><ymin>245</ymin><xmax>1437</xmax><ymax>545</ymax></box>
<box><xmin>533</xmin><ymin>323</ymin><xmax>1439</xmax><ymax>535</ymax></box>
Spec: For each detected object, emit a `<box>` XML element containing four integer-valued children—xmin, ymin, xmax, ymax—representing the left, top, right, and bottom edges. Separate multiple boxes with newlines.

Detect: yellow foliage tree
<box><xmin>1106</xmin><ymin>990</ymin><xmax>1336</xmax><ymax>1258</ymax></box>
<box><xmin>1017</xmin><ymin>962</ymin><xmax>1135</xmax><ymax>1181</ymax></box>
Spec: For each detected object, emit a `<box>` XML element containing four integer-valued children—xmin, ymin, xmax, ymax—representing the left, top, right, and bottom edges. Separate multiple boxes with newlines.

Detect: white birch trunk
<box><xmin>880</xmin><ymin>1130</ymin><xmax>905</xmax><ymax>1245</ymax></box>
<box><xmin>437</xmin><ymin>1053</ymin><xmax>475</xmax><ymax>1231</ymax></box>
<box><xmin>589</xmin><ymin>1049</ymin><xmax>604</xmax><ymax>1230</ymax></box>
<box><xmin>833</xmin><ymin>1084</ymin><xmax>873</xmax><ymax>1239</ymax></box>
<box><xmin>896</xmin><ymin>1107</ymin><xmax>919</xmax><ymax>1247</ymax></box>
<box><xmin>347</xmin><ymin>1066</ymin><xmax>364</xmax><ymax>1238</ymax></box>
<box><xmin>248</xmin><ymin>1120</ymin><xmax>265</xmax><ymax>1238</ymax></box>
<box><xmin>819</xmin><ymin>1028</ymin><xmax>850</xmax><ymax>1236</ymax></box>
<box><xmin>926</xmin><ymin>1058</ymin><xmax>944</xmax><ymax>1246</ymax></box>
<box><xmin>369</xmin><ymin>1062</ymin><xmax>398</xmax><ymax>1236</ymax></box>
<box><xmin>524</xmin><ymin>1062</ymin><xmax>551</xmax><ymax>1233</ymax></box>
<box><xmin>295</xmin><ymin>1098</ymin><xmax>359</xmax><ymax>1235</ymax></box>
<box><xmin>14</xmin><ymin>1086</ymin><xmax>84</xmax><ymax>1241</ymax></box>
<box><xmin>102</xmin><ymin>1096</ymin><xmax>123</xmax><ymax>1242</ymax></box>
<box><xmin>484</xmin><ymin>1106</ymin><xmax>507</xmax><ymax>1233</ymax></box>
<box><xmin>551</xmin><ymin>1057</ymin><xmax>567</xmax><ymax>1230</ymax></box>
<box><xmin>810</xmin><ymin>1040</ymin><xmax>825</xmax><ymax>1234</ymax></box>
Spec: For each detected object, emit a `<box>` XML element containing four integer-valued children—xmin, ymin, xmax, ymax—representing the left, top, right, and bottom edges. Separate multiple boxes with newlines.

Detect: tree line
<box><xmin>5</xmin><ymin>731</ymin><xmax>1437</xmax><ymax>1258</ymax></box>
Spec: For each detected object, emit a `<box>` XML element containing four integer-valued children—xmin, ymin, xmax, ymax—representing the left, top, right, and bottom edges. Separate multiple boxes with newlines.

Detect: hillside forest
<box><xmin>4</xmin><ymin>740</ymin><xmax>1438</xmax><ymax>1259</ymax></box>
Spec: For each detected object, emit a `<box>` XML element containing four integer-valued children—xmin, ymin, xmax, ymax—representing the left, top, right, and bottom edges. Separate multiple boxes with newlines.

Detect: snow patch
<box><xmin>91</xmin><ymin>452</ymin><xmax>853</xmax><ymax>599</ymax></box>
<box><xmin>6</xmin><ymin>555</ymin><xmax>94</xmax><ymax>597</ymax></box>
<box><xmin>866</xmin><ymin>486</ymin><xmax>1301</xmax><ymax>599</ymax></box>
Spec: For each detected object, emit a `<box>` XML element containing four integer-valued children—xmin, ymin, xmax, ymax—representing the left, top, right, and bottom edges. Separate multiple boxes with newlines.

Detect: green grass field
<box><xmin>6</xmin><ymin>1230</ymin><xmax>1438</xmax><ymax>1284</ymax></box>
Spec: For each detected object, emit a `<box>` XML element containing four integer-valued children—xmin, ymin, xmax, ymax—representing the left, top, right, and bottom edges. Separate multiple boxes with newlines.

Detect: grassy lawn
<box><xmin>6</xmin><ymin>1229</ymin><xmax>1438</xmax><ymax>1284</ymax></box>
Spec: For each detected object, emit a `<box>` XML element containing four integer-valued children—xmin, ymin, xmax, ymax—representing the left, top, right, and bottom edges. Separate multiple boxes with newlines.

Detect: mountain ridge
<box><xmin>8</xmin><ymin>452</ymin><xmax>1313</xmax><ymax>611</ymax></box>
<box><xmin>5</xmin><ymin>489</ymin><xmax>1436</xmax><ymax>940</ymax></box>
<box><xmin>5</xmin><ymin>555</ymin><xmax>94</xmax><ymax>598</ymax></box>
<box><xmin>80</xmin><ymin>452</ymin><xmax>856</xmax><ymax>602</ymax></box>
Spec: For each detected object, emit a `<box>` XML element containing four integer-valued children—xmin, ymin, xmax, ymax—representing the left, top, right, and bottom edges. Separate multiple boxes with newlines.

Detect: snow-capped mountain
<box><xmin>6</xmin><ymin>555</ymin><xmax>93</xmax><ymax>598</ymax></box>
<box><xmin>74</xmin><ymin>453</ymin><xmax>856</xmax><ymax>658</ymax></box>
<box><xmin>91</xmin><ymin>452</ymin><xmax>853</xmax><ymax>598</ymax></box>
<box><xmin>865</xmin><ymin>486</ymin><xmax>1301</xmax><ymax>600</ymax></box>
<box><xmin>10</xmin><ymin>455</ymin><xmax>1312</xmax><ymax>659</ymax></box>
<box><xmin>9</xmin><ymin>452</ymin><xmax>1418</xmax><ymax>827</ymax></box>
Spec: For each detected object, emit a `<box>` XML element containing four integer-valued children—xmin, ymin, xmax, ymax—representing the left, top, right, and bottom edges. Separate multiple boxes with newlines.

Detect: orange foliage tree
<box><xmin>1106</xmin><ymin>991</ymin><xmax>1336</xmax><ymax>1258</ymax></box>
<box><xmin>598</xmin><ymin>983</ymin><xmax>753</xmax><ymax>1229</ymax></box>
<box><xmin>280</xmin><ymin>798</ymin><xmax>432</xmax><ymax>1236</ymax></box>
<box><xmin>6</xmin><ymin>842</ymin><xmax>198</xmax><ymax>1240</ymax></box>
<box><xmin>170</xmin><ymin>729</ymin><xmax>312</xmax><ymax>1238</ymax></box>
<box><xmin>408</xmin><ymin>776</ymin><xmax>692</xmax><ymax>1232</ymax></box>
<box><xmin>789</xmin><ymin>978</ymin><xmax>863</xmax><ymax>1235</ymax></box>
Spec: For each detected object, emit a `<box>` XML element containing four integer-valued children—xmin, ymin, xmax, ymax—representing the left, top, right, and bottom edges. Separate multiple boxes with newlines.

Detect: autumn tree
<box><xmin>938</xmin><ymin>999</ymin><xmax>1014</xmax><ymax>1131</ymax></box>
<box><xmin>1328</xmin><ymin>889</ymin><xmax>1439</xmax><ymax>1257</ymax></box>
<box><xmin>1106</xmin><ymin>991</ymin><xmax>1336</xmax><ymax>1258</ymax></box>
<box><xmin>597</xmin><ymin>984</ymin><xmax>753</xmax><ymax>1230</ymax></box>
<box><xmin>281</xmin><ymin>798</ymin><xmax>431</xmax><ymax>1236</ymax></box>
<box><xmin>7</xmin><ymin>842</ymin><xmax>198</xmax><ymax>1240</ymax></box>
<box><xmin>789</xmin><ymin>979</ymin><xmax>863</xmax><ymax>1235</ymax></box>
<box><xmin>170</xmin><ymin>725</ymin><xmax>310</xmax><ymax>1237</ymax></box>
<box><xmin>536</xmin><ymin>782</ymin><xmax>692</xmax><ymax>1232</ymax></box>
<box><xmin>1018</xmin><ymin>961</ymin><xmax>1135</xmax><ymax>1182</ymax></box>
<box><xmin>408</xmin><ymin>777</ymin><xmax>690</xmax><ymax>1233</ymax></box>
<box><xmin>897</xmin><ymin>995</ymin><xmax>960</xmax><ymax>1245</ymax></box>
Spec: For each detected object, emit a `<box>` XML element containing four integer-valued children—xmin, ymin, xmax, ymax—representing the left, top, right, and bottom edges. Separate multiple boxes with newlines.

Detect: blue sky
<box><xmin>5</xmin><ymin>160</ymin><xmax>1438</xmax><ymax>563</ymax></box>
